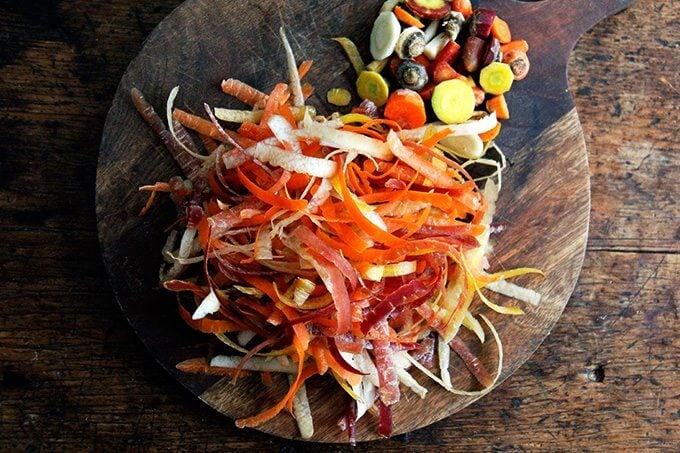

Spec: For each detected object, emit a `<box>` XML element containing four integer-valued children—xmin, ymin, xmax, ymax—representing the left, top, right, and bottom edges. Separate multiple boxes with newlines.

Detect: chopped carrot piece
<box><xmin>419</xmin><ymin>82</ymin><xmax>436</xmax><ymax>101</ymax></box>
<box><xmin>384</xmin><ymin>89</ymin><xmax>427</xmax><ymax>129</ymax></box>
<box><xmin>491</xmin><ymin>16</ymin><xmax>512</xmax><ymax>44</ymax></box>
<box><xmin>394</xmin><ymin>6</ymin><xmax>425</xmax><ymax>28</ymax></box>
<box><xmin>389</xmin><ymin>55</ymin><xmax>402</xmax><ymax>76</ymax></box>
<box><xmin>452</xmin><ymin>0</ymin><xmax>473</xmax><ymax>19</ymax></box>
<box><xmin>413</xmin><ymin>54</ymin><xmax>431</xmax><ymax>71</ymax></box>
<box><xmin>503</xmin><ymin>50</ymin><xmax>531</xmax><ymax>81</ymax></box>
<box><xmin>301</xmin><ymin>83</ymin><xmax>315</xmax><ymax>100</ymax></box>
<box><xmin>486</xmin><ymin>94</ymin><xmax>510</xmax><ymax>120</ymax></box>
<box><xmin>472</xmin><ymin>86</ymin><xmax>486</xmax><ymax>106</ymax></box>
<box><xmin>297</xmin><ymin>60</ymin><xmax>313</xmax><ymax>79</ymax></box>
<box><xmin>500</xmin><ymin>39</ymin><xmax>529</xmax><ymax>54</ymax></box>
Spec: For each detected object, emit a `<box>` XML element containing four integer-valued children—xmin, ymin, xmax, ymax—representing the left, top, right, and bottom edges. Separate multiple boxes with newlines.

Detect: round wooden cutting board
<box><xmin>96</xmin><ymin>0</ymin><xmax>633</xmax><ymax>442</ymax></box>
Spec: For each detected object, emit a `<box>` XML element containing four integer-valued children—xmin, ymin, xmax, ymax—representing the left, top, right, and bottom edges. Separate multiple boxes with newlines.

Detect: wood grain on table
<box><xmin>0</xmin><ymin>0</ymin><xmax>677</xmax><ymax>450</ymax></box>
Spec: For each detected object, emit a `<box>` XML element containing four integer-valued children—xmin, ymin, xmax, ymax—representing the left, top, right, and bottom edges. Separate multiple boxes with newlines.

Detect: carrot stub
<box><xmin>297</xmin><ymin>60</ymin><xmax>313</xmax><ymax>79</ymax></box>
<box><xmin>486</xmin><ymin>94</ymin><xmax>509</xmax><ymax>120</ymax></box>
<box><xmin>221</xmin><ymin>78</ymin><xmax>268</xmax><ymax>108</ymax></box>
<box><xmin>173</xmin><ymin>108</ymin><xmax>255</xmax><ymax>148</ymax></box>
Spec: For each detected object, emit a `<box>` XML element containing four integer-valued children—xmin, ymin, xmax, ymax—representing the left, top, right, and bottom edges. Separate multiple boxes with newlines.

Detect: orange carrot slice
<box><xmin>384</xmin><ymin>89</ymin><xmax>427</xmax><ymax>129</ymax></box>
<box><xmin>491</xmin><ymin>16</ymin><xmax>512</xmax><ymax>44</ymax></box>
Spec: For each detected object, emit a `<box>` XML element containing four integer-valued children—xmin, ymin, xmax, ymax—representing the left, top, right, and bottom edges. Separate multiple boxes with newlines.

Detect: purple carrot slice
<box><xmin>469</xmin><ymin>8</ymin><xmax>497</xmax><ymax>39</ymax></box>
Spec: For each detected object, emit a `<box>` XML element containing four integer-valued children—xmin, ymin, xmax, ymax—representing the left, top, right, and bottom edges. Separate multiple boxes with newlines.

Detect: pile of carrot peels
<box><xmin>133</xmin><ymin>25</ymin><xmax>542</xmax><ymax>442</ymax></box>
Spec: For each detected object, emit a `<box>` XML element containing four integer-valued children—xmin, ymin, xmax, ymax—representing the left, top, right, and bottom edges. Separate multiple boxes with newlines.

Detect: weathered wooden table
<box><xmin>1</xmin><ymin>0</ymin><xmax>677</xmax><ymax>450</ymax></box>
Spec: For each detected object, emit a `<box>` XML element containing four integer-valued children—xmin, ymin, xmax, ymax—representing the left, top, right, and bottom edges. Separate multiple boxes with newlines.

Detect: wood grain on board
<box><xmin>0</xmin><ymin>0</ymin><xmax>677</xmax><ymax>450</ymax></box>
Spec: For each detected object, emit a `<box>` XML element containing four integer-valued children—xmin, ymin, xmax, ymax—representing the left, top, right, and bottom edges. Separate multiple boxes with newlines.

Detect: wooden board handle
<box><xmin>515</xmin><ymin>1</ymin><xmax>630</xmax><ymax>40</ymax></box>
<box><xmin>483</xmin><ymin>0</ymin><xmax>634</xmax><ymax>46</ymax></box>
<box><xmin>479</xmin><ymin>0</ymin><xmax>635</xmax><ymax>153</ymax></box>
